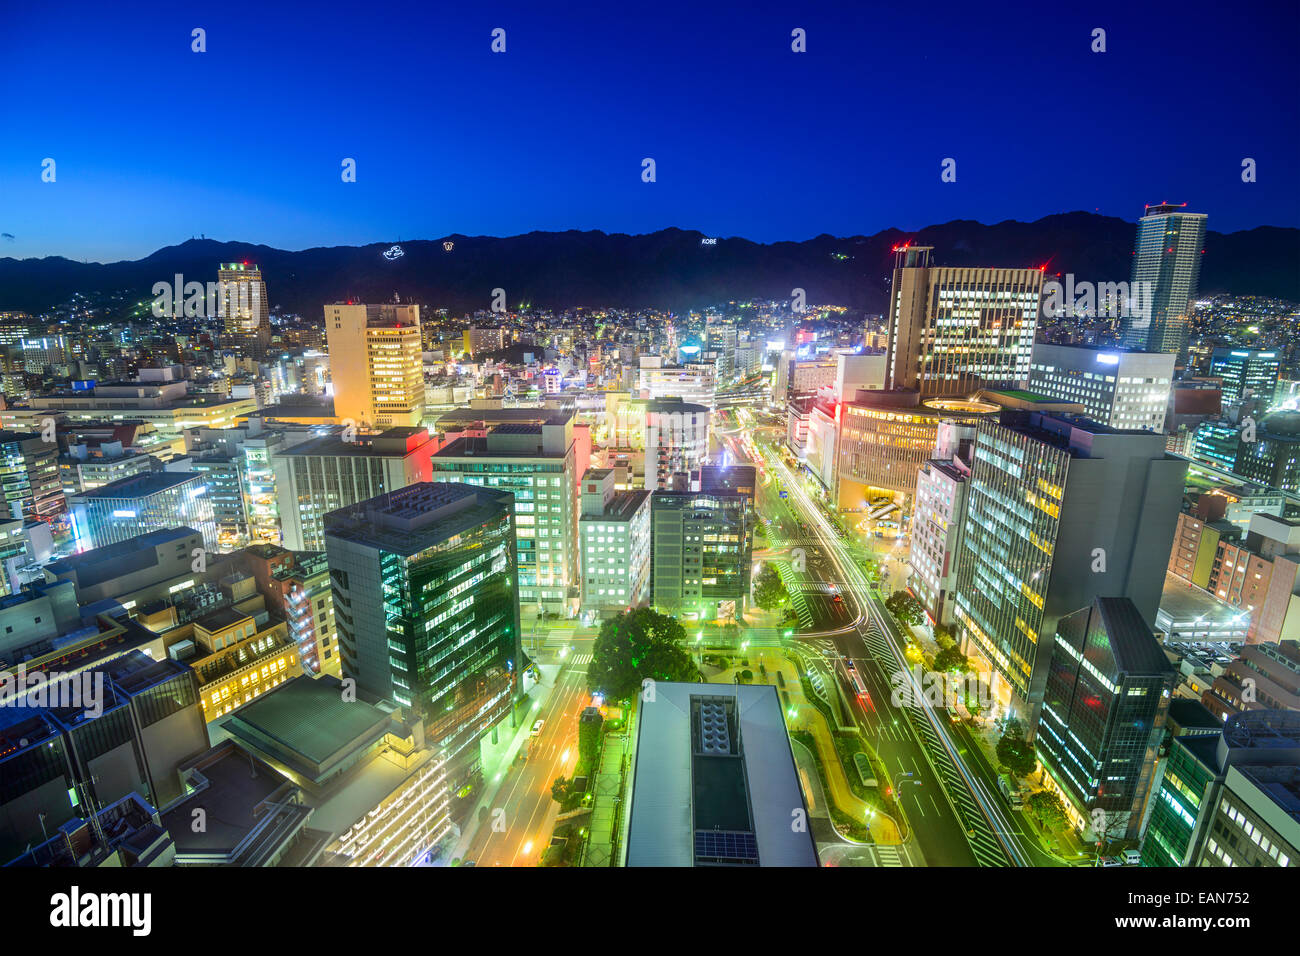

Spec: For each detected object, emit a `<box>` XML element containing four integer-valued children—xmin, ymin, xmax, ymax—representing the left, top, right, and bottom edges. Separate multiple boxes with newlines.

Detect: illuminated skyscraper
<box><xmin>1119</xmin><ymin>203</ymin><xmax>1207</xmax><ymax>355</ymax></box>
<box><xmin>886</xmin><ymin>245</ymin><xmax>1043</xmax><ymax>396</ymax></box>
<box><xmin>324</xmin><ymin>482</ymin><xmax>520</xmax><ymax>784</ymax></box>
<box><xmin>217</xmin><ymin>262</ymin><xmax>271</xmax><ymax>358</ymax></box>
<box><xmin>952</xmin><ymin>411</ymin><xmax>1186</xmax><ymax>725</ymax></box>
<box><xmin>324</xmin><ymin>303</ymin><xmax>425</xmax><ymax>430</ymax></box>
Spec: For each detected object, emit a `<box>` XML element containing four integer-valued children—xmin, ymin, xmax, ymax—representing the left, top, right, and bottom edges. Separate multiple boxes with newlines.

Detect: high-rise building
<box><xmin>1036</xmin><ymin>597</ymin><xmax>1176</xmax><ymax>840</ymax></box>
<box><xmin>67</xmin><ymin>471</ymin><xmax>218</xmax><ymax>552</ymax></box>
<box><xmin>1210</xmin><ymin>348</ymin><xmax>1282</xmax><ymax>404</ymax></box>
<box><xmin>579</xmin><ymin>468</ymin><xmax>651</xmax><ymax>614</ymax></box>
<box><xmin>651</xmin><ymin>465</ymin><xmax>755</xmax><ymax>621</ymax></box>
<box><xmin>885</xmin><ymin>245</ymin><xmax>1042</xmax><ymax>395</ymax></box>
<box><xmin>908</xmin><ymin>423</ymin><xmax>975</xmax><ymax>627</ymax></box>
<box><xmin>646</xmin><ymin>398</ymin><xmax>709</xmax><ymax>490</ymax></box>
<box><xmin>952</xmin><ymin>411</ymin><xmax>1187</xmax><ymax>724</ymax></box>
<box><xmin>1237</xmin><ymin>411</ymin><xmax>1300</xmax><ymax>492</ymax></box>
<box><xmin>323</xmin><ymin>482</ymin><xmax>520</xmax><ymax>785</ymax></box>
<box><xmin>324</xmin><ymin>303</ymin><xmax>425</xmax><ymax>430</ymax></box>
<box><xmin>217</xmin><ymin>262</ymin><xmax>271</xmax><ymax>358</ymax></box>
<box><xmin>430</xmin><ymin>417</ymin><xmax>579</xmax><ymax>615</ymax></box>
<box><xmin>0</xmin><ymin>429</ymin><xmax>65</xmax><ymax>525</ymax></box>
<box><xmin>271</xmin><ymin>427</ymin><xmax>435</xmax><ymax>551</ymax></box>
<box><xmin>1119</xmin><ymin>203</ymin><xmax>1207</xmax><ymax>354</ymax></box>
<box><xmin>1027</xmin><ymin>344</ymin><xmax>1174</xmax><ymax>432</ymax></box>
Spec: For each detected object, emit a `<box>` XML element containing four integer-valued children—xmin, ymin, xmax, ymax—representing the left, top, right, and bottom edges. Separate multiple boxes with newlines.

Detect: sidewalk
<box><xmin>444</xmin><ymin>663</ymin><xmax>561</xmax><ymax>863</ymax></box>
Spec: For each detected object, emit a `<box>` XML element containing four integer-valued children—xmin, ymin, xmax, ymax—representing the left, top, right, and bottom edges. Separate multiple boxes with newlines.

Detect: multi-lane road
<box><xmin>457</xmin><ymin>632</ymin><xmax>594</xmax><ymax>866</ymax></box>
<box><xmin>717</xmin><ymin>409</ymin><xmax>1058</xmax><ymax>867</ymax></box>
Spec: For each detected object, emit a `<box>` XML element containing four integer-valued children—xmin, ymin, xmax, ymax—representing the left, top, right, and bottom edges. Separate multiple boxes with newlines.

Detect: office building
<box><xmin>0</xmin><ymin>429</ymin><xmax>64</xmax><ymax>525</ymax></box>
<box><xmin>1141</xmin><ymin>709</ymin><xmax>1300</xmax><ymax>867</ymax></box>
<box><xmin>651</xmin><ymin>465</ymin><xmax>755</xmax><ymax>621</ymax></box>
<box><xmin>217</xmin><ymin>262</ymin><xmax>271</xmax><ymax>358</ymax></box>
<box><xmin>908</xmin><ymin>423</ymin><xmax>975</xmax><ymax>626</ymax></box>
<box><xmin>952</xmin><ymin>411</ymin><xmax>1188</xmax><ymax>723</ymax></box>
<box><xmin>1236</xmin><ymin>411</ymin><xmax>1300</xmax><ymax>492</ymax></box>
<box><xmin>272</xmin><ymin>427</ymin><xmax>435</xmax><ymax>551</ymax></box>
<box><xmin>1119</xmin><ymin>203</ymin><xmax>1208</xmax><ymax>354</ymax></box>
<box><xmin>37</xmin><ymin>380</ymin><xmax>257</xmax><ymax>453</ymax></box>
<box><xmin>1036</xmin><ymin>597</ymin><xmax>1176</xmax><ymax>840</ymax></box>
<box><xmin>1210</xmin><ymin>348</ymin><xmax>1282</xmax><ymax>404</ymax></box>
<box><xmin>1027</xmin><ymin>344</ymin><xmax>1174</xmax><ymax>432</ymax></box>
<box><xmin>324</xmin><ymin>303</ymin><xmax>424</xmax><ymax>430</ymax></box>
<box><xmin>323</xmin><ymin>482</ymin><xmax>520</xmax><ymax>783</ymax></box>
<box><xmin>430</xmin><ymin>418</ymin><xmax>579</xmax><ymax>615</ymax></box>
<box><xmin>624</xmin><ymin>682</ymin><xmax>818</xmax><ymax>867</ymax></box>
<box><xmin>67</xmin><ymin>471</ymin><xmax>219</xmax><ymax>552</ymax></box>
<box><xmin>886</xmin><ymin>245</ymin><xmax>1042</xmax><ymax>395</ymax></box>
<box><xmin>835</xmin><ymin>390</ymin><xmax>999</xmax><ymax>504</ymax></box>
<box><xmin>42</xmin><ymin>526</ymin><xmax>206</xmax><ymax>608</ymax></box>
<box><xmin>646</xmin><ymin>397</ymin><xmax>709</xmax><ymax>490</ymax></box>
<box><xmin>637</xmin><ymin>355</ymin><xmax>717</xmax><ymax>408</ymax></box>
<box><xmin>579</xmin><ymin>468</ymin><xmax>651</xmax><ymax>614</ymax></box>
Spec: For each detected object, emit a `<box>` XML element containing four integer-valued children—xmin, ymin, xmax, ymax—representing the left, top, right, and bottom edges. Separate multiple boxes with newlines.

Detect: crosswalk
<box><xmin>871</xmin><ymin>845</ymin><xmax>905</xmax><ymax>867</ymax></box>
<box><xmin>860</xmin><ymin>622</ymin><xmax>1012</xmax><ymax>868</ymax></box>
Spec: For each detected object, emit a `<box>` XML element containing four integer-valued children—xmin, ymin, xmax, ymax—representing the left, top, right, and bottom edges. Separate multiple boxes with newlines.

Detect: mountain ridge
<box><xmin>2</xmin><ymin>212</ymin><xmax>1296</xmax><ymax>317</ymax></box>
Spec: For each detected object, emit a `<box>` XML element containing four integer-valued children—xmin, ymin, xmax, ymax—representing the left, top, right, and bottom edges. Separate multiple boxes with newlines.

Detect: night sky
<box><xmin>3</xmin><ymin>0</ymin><xmax>1297</xmax><ymax>262</ymax></box>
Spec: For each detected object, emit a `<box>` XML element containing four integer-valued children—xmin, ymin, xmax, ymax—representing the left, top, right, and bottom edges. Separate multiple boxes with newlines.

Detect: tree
<box><xmin>933</xmin><ymin>645</ymin><xmax>968</xmax><ymax>673</ymax></box>
<box><xmin>550</xmin><ymin>776</ymin><xmax>571</xmax><ymax>804</ymax></box>
<box><xmin>885</xmin><ymin>590</ymin><xmax>925</xmax><ymax>627</ymax></box>
<box><xmin>587</xmin><ymin>607</ymin><xmax>700</xmax><ymax>700</ymax></box>
<box><xmin>996</xmin><ymin>718</ymin><xmax>1038</xmax><ymax>777</ymax></box>
<box><xmin>1026</xmin><ymin>791</ymin><xmax>1069</xmax><ymax>833</ymax></box>
<box><xmin>752</xmin><ymin>563</ymin><xmax>790</xmax><ymax>611</ymax></box>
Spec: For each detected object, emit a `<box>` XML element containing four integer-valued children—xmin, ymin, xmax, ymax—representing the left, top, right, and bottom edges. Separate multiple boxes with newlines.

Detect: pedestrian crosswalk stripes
<box><xmin>861</xmin><ymin>622</ymin><xmax>1012</xmax><ymax>868</ymax></box>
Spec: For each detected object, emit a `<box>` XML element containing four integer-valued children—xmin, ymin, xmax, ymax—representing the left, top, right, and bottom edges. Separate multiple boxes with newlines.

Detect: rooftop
<box><xmin>324</xmin><ymin>481</ymin><xmax>515</xmax><ymax>556</ymax></box>
<box><xmin>71</xmin><ymin>470</ymin><xmax>202</xmax><ymax>500</ymax></box>
<box><xmin>221</xmin><ymin>675</ymin><xmax>395</xmax><ymax>776</ymax></box>
<box><xmin>45</xmin><ymin>527</ymin><xmax>199</xmax><ymax>588</ymax></box>
<box><xmin>625</xmin><ymin>682</ymin><xmax>817</xmax><ymax>867</ymax></box>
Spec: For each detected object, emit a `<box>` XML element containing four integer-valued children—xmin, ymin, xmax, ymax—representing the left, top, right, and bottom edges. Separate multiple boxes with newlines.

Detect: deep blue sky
<box><xmin>3</xmin><ymin>0</ymin><xmax>1297</xmax><ymax>262</ymax></box>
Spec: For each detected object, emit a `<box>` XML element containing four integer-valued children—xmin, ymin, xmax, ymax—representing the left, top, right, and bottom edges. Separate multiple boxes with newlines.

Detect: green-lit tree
<box><xmin>752</xmin><ymin>563</ymin><xmax>790</xmax><ymax>611</ymax></box>
<box><xmin>933</xmin><ymin>645</ymin><xmax>969</xmax><ymax>673</ymax></box>
<box><xmin>996</xmin><ymin>717</ymin><xmax>1038</xmax><ymax>777</ymax></box>
<box><xmin>885</xmin><ymin>590</ymin><xmax>925</xmax><ymax>627</ymax></box>
<box><xmin>1026</xmin><ymin>790</ymin><xmax>1069</xmax><ymax>833</ymax></box>
<box><xmin>587</xmin><ymin>607</ymin><xmax>700</xmax><ymax>700</ymax></box>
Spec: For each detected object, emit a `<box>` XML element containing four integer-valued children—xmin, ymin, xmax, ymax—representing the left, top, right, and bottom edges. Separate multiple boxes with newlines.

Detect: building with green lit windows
<box><xmin>323</xmin><ymin>482</ymin><xmax>521</xmax><ymax>788</ymax></box>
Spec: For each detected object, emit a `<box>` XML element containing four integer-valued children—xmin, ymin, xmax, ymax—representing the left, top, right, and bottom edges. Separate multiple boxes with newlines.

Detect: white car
<box><xmin>531</xmin><ymin>719</ymin><xmax>545</xmax><ymax>736</ymax></box>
